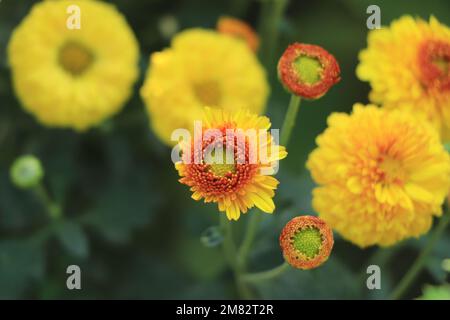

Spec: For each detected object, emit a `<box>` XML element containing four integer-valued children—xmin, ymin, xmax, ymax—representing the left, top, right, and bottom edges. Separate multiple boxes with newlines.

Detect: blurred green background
<box><xmin>0</xmin><ymin>0</ymin><xmax>449</xmax><ymax>299</ymax></box>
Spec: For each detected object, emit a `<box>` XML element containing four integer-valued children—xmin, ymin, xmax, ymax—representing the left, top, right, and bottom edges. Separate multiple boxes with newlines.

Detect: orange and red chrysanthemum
<box><xmin>357</xmin><ymin>16</ymin><xmax>450</xmax><ymax>140</ymax></box>
<box><xmin>175</xmin><ymin>108</ymin><xmax>287</xmax><ymax>220</ymax></box>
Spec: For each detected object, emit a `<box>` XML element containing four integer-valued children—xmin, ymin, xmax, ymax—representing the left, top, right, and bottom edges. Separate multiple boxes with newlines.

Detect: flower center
<box><xmin>206</xmin><ymin>149</ymin><xmax>237</xmax><ymax>177</ymax></box>
<box><xmin>209</xmin><ymin>163</ymin><xmax>236</xmax><ymax>177</ymax></box>
<box><xmin>292</xmin><ymin>226</ymin><xmax>323</xmax><ymax>259</ymax></box>
<box><xmin>417</xmin><ymin>40</ymin><xmax>450</xmax><ymax>91</ymax></box>
<box><xmin>293</xmin><ymin>55</ymin><xmax>322</xmax><ymax>84</ymax></box>
<box><xmin>379</xmin><ymin>156</ymin><xmax>405</xmax><ymax>184</ymax></box>
<box><xmin>183</xmin><ymin>132</ymin><xmax>258</xmax><ymax>195</ymax></box>
<box><xmin>58</xmin><ymin>41</ymin><xmax>94</xmax><ymax>76</ymax></box>
<box><xmin>193</xmin><ymin>80</ymin><xmax>222</xmax><ymax>106</ymax></box>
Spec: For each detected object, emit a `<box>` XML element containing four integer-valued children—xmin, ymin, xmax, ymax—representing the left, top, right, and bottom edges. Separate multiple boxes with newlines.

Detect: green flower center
<box><xmin>194</xmin><ymin>80</ymin><xmax>222</xmax><ymax>106</ymax></box>
<box><xmin>209</xmin><ymin>163</ymin><xmax>236</xmax><ymax>177</ymax></box>
<box><xmin>292</xmin><ymin>227</ymin><xmax>323</xmax><ymax>259</ymax></box>
<box><xmin>293</xmin><ymin>55</ymin><xmax>322</xmax><ymax>84</ymax></box>
<box><xmin>59</xmin><ymin>41</ymin><xmax>94</xmax><ymax>76</ymax></box>
<box><xmin>206</xmin><ymin>150</ymin><xmax>236</xmax><ymax>177</ymax></box>
<box><xmin>433</xmin><ymin>57</ymin><xmax>449</xmax><ymax>75</ymax></box>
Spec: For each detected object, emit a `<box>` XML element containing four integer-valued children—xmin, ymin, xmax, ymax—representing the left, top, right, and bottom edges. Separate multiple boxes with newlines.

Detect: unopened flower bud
<box><xmin>217</xmin><ymin>16</ymin><xmax>259</xmax><ymax>52</ymax></box>
<box><xmin>278</xmin><ymin>43</ymin><xmax>340</xmax><ymax>99</ymax></box>
<box><xmin>279</xmin><ymin>215</ymin><xmax>334</xmax><ymax>270</ymax></box>
<box><xmin>10</xmin><ymin>155</ymin><xmax>44</xmax><ymax>189</ymax></box>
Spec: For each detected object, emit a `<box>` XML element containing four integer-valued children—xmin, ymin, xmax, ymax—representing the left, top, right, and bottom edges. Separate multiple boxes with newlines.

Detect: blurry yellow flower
<box><xmin>357</xmin><ymin>16</ymin><xmax>450</xmax><ymax>140</ymax></box>
<box><xmin>307</xmin><ymin>104</ymin><xmax>450</xmax><ymax>247</ymax></box>
<box><xmin>176</xmin><ymin>108</ymin><xmax>287</xmax><ymax>221</ymax></box>
<box><xmin>8</xmin><ymin>0</ymin><xmax>139</xmax><ymax>130</ymax></box>
<box><xmin>141</xmin><ymin>29</ymin><xmax>269</xmax><ymax>146</ymax></box>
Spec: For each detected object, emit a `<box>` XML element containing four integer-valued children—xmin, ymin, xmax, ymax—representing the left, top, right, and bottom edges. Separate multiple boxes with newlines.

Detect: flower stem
<box><xmin>34</xmin><ymin>183</ymin><xmax>62</xmax><ymax>219</ymax></box>
<box><xmin>220</xmin><ymin>214</ymin><xmax>238</xmax><ymax>269</ymax></box>
<box><xmin>258</xmin><ymin>0</ymin><xmax>288</xmax><ymax>69</ymax></box>
<box><xmin>238</xmin><ymin>211</ymin><xmax>262</xmax><ymax>269</ymax></box>
<box><xmin>242</xmin><ymin>261</ymin><xmax>290</xmax><ymax>283</ymax></box>
<box><xmin>390</xmin><ymin>210</ymin><xmax>450</xmax><ymax>300</ymax></box>
<box><xmin>280</xmin><ymin>94</ymin><xmax>301</xmax><ymax>146</ymax></box>
<box><xmin>220</xmin><ymin>214</ymin><xmax>254</xmax><ymax>299</ymax></box>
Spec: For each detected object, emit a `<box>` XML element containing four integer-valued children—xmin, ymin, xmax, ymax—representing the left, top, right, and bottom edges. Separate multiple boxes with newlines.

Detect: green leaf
<box><xmin>0</xmin><ymin>172</ymin><xmax>41</xmax><ymax>230</ymax></box>
<box><xmin>417</xmin><ymin>284</ymin><xmax>450</xmax><ymax>300</ymax></box>
<box><xmin>114</xmin><ymin>254</ymin><xmax>189</xmax><ymax>299</ymax></box>
<box><xmin>81</xmin><ymin>176</ymin><xmax>159</xmax><ymax>244</ymax></box>
<box><xmin>0</xmin><ymin>239</ymin><xmax>45</xmax><ymax>299</ymax></box>
<box><xmin>411</xmin><ymin>234</ymin><xmax>450</xmax><ymax>282</ymax></box>
<box><xmin>253</xmin><ymin>257</ymin><xmax>360</xmax><ymax>299</ymax></box>
<box><xmin>176</xmin><ymin>235</ymin><xmax>226</xmax><ymax>280</ymax></box>
<box><xmin>55</xmin><ymin>221</ymin><xmax>89</xmax><ymax>259</ymax></box>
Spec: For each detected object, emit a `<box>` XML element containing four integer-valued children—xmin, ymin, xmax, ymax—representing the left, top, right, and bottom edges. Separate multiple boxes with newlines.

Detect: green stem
<box><xmin>237</xmin><ymin>211</ymin><xmax>262</xmax><ymax>269</ymax></box>
<box><xmin>390</xmin><ymin>210</ymin><xmax>450</xmax><ymax>300</ymax></box>
<box><xmin>280</xmin><ymin>95</ymin><xmax>301</xmax><ymax>146</ymax></box>
<box><xmin>220</xmin><ymin>214</ymin><xmax>238</xmax><ymax>269</ymax></box>
<box><xmin>242</xmin><ymin>261</ymin><xmax>290</xmax><ymax>283</ymax></box>
<box><xmin>34</xmin><ymin>183</ymin><xmax>62</xmax><ymax>219</ymax></box>
<box><xmin>258</xmin><ymin>0</ymin><xmax>288</xmax><ymax>69</ymax></box>
<box><xmin>220</xmin><ymin>214</ymin><xmax>253</xmax><ymax>299</ymax></box>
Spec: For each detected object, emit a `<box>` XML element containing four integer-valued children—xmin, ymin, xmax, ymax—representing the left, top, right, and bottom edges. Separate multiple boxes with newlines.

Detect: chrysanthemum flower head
<box><xmin>307</xmin><ymin>104</ymin><xmax>450</xmax><ymax>247</ymax></box>
<box><xmin>357</xmin><ymin>16</ymin><xmax>450</xmax><ymax>141</ymax></box>
<box><xmin>140</xmin><ymin>28</ymin><xmax>269</xmax><ymax>146</ymax></box>
<box><xmin>175</xmin><ymin>108</ymin><xmax>287</xmax><ymax>221</ymax></box>
<box><xmin>8</xmin><ymin>0</ymin><xmax>139</xmax><ymax>130</ymax></box>
<box><xmin>217</xmin><ymin>16</ymin><xmax>260</xmax><ymax>52</ymax></box>
<box><xmin>279</xmin><ymin>215</ymin><xmax>334</xmax><ymax>270</ymax></box>
<box><xmin>277</xmin><ymin>43</ymin><xmax>340</xmax><ymax>99</ymax></box>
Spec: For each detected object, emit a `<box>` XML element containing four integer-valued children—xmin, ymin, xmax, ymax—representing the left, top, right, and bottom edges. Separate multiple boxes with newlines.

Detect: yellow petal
<box><xmin>346</xmin><ymin>176</ymin><xmax>363</xmax><ymax>194</ymax></box>
<box><xmin>404</xmin><ymin>183</ymin><xmax>433</xmax><ymax>203</ymax></box>
<box><xmin>248</xmin><ymin>192</ymin><xmax>275</xmax><ymax>213</ymax></box>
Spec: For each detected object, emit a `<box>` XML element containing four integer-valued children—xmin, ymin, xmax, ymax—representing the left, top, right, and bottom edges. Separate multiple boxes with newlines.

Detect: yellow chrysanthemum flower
<box><xmin>141</xmin><ymin>29</ymin><xmax>269</xmax><ymax>146</ymax></box>
<box><xmin>357</xmin><ymin>16</ymin><xmax>450</xmax><ymax>140</ymax></box>
<box><xmin>8</xmin><ymin>0</ymin><xmax>139</xmax><ymax>130</ymax></box>
<box><xmin>307</xmin><ymin>104</ymin><xmax>450</xmax><ymax>247</ymax></box>
<box><xmin>175</xmin><ymin>108</ymin><xmax>287</xmax><ymax>220</ymax></box>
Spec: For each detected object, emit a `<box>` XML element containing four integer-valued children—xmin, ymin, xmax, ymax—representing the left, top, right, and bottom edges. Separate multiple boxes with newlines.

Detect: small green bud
<box><xmin>442</xmin><ymin>259</ymin><xmax>450</xmax><ymax>272</ymax></box>
<box><xmin>10</xmin><ymin>155</ymin><xmax>44</xmax><ymax>189</ymax></box>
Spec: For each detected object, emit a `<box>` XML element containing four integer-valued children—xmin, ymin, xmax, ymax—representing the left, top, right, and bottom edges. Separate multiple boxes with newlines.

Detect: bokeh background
<box><xmin>0</xmin><ymin>0</ymin><xmax>449</xmax><ymax>299</ymax></box>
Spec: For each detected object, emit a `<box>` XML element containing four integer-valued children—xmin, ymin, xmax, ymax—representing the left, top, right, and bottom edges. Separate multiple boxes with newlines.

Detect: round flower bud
<box><xmin>217</xmin><ymin>16</ymin><xmax>259</xmax><ymax>52</ymax></box>
<box><xmin>277</xmin><ymin>43</ymin><xmax>340</xmax><ymax>99</ymax></box>
<box><xmin>279</xmin><ymin>215</ymin><xmax>334</xmax><ymax>270</ymax></box>
<box><xmin>10</xmin><ymin>155</ymin><xmax>44</xmax><ymax>189</ymax></box>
